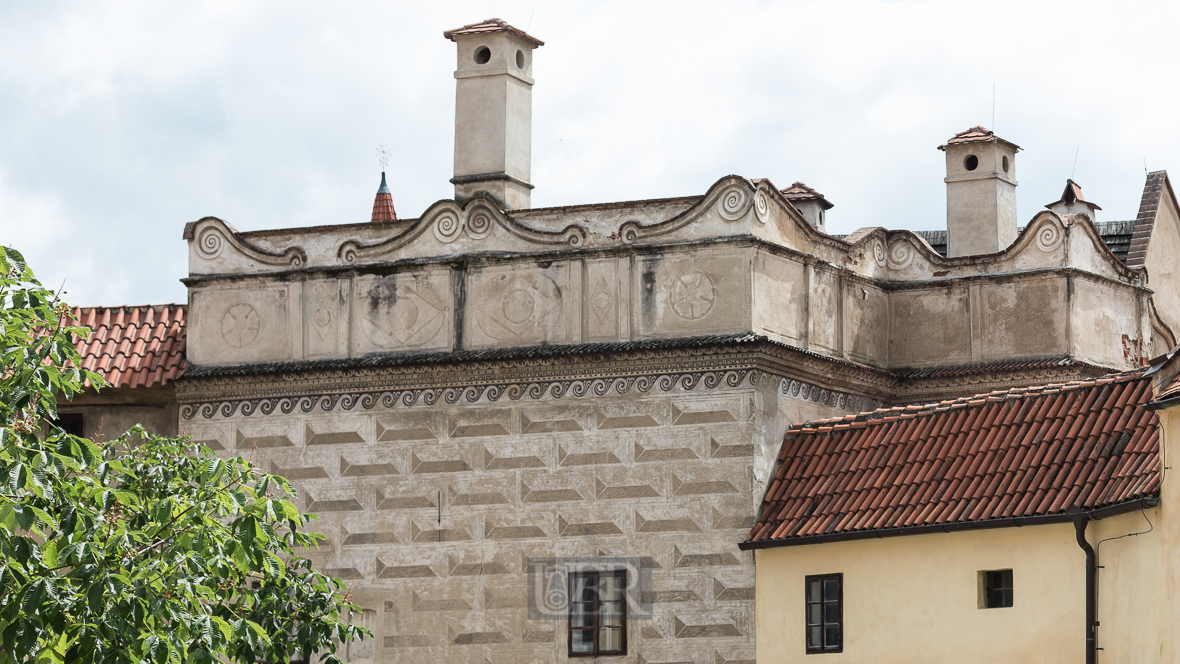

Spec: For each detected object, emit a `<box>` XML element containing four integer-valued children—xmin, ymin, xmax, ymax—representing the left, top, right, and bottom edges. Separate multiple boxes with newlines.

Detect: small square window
<box><xmin>54</xmin><ymin>413</ymin><xmax>84</xmax><ymax>437</ymax></box>
<box><xmin>980</xmin><ymin>569</ymin><xmax>1013</xmax><ymax>609</ymax></box>
<box><xmin>805</xmin><ymin>573</ymin><xmax>842</xmax><ymax>654</ymax></box>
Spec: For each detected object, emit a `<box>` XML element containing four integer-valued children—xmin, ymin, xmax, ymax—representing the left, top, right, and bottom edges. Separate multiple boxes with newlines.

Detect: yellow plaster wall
<box><xmin>755</xmin><ymin>525</ymin><xmax>1088</xmax><ymax>663</ymax></box>
<box><xmin>1088</xmin><ymin>508</ymin><xmax>1165</xmax><ymax>662</ymax></box>
<box><xmin>1157</xmin><ymin>407</ymin><xmax>1180</xmax><ymax>663</ymax></box>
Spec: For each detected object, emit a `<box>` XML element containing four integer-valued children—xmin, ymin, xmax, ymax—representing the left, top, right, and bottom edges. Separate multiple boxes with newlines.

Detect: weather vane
<box><xmin>376</xmin><ymin>143</ymin><xmax>390</xmax><ymax>172</ymax></box>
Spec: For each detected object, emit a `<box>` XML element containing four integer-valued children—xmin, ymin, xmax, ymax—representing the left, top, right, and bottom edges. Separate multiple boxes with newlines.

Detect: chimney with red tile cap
<box><xmin>371</xmin><ymin>172</ymin><xmax>397</xmax><ymax>223</ymax></box>
<box><xmin>938</xmin><ymin>126</ymin><xmax>1020</xmax><ymax>257</ymax></box>
<box><xmin>445</xmin><ymin>18</ymin><xmax>543</xmax><ymax>211</ymax></box>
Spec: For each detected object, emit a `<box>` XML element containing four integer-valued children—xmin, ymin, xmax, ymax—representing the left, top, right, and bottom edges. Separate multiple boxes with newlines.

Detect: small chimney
<box><xmin>939</xmin><ymin>126</ymin><xmax>1020</xmax><ymax>257</ymax></box>
<box><xmin>780</xmin><ymin>182</ymin><xmax>833</xmax><ymax>232</ymax></box>
<box><xmin>370</xmin><ymin>172</ymin><xmax>397</xmax><ymax>223</ymax></box>
<box><xmin>444</xmin><ymin>18</ymin><xmax>544</xmax><ymax>211</ymax></box>
<box><xmin>1045</xmin><ymin>179</ymin><xmax>1100</xmax><ymax>220</ymax></box>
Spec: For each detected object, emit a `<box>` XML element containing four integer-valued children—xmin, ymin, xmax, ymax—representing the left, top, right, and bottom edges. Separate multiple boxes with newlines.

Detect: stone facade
<box><xmin>174</xmin><ymin>164</ymin><xmax>1174</xmax><ymax>662</ymax></box>
<box><xmin>115</xmin><ymin>18</ymin><xmax>1180</xmax><ymax>664</ymax></box>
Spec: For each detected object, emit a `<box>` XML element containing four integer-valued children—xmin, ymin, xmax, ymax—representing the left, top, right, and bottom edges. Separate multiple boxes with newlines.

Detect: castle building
<box><xmin>57</xmin><ymin>17</ymin><xmax>1180</xmax><ymax>664</ymax></box>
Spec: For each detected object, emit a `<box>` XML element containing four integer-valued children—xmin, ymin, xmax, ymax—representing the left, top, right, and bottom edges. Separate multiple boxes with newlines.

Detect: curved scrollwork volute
<box><xmin>185</xmin><ymin>217</ymin><xmax>306</xmax><ymax>268</ymax></box>
<box><xmin>615</xmin><ymin>175</ymin><xmax>755</xmax><ymax>245</ymax></box>
<box><xmin>336</xmin><ymin>200</ymin><xmax>464</xmax><ymax>264</ymax></box>
<box><xmin>335</xmin><ymin>198</ymin><xmax>587</xmax><ymax>264</ymax></box>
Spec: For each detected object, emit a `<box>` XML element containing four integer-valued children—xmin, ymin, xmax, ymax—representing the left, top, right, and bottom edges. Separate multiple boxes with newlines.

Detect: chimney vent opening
<box><xmin>516</xmin><ymin>50</ymin><xmax>525</xmax><ymax>69</ymax></box>
<box><xmin>1002</xmin><ymin>156</ymin><xmax>1009</xmax><ymax>172</ymax></box>
<box><xmin>964</xmin><ymin>155</ymin><xmax>979</xmax><ymax>171</ymax></box>
<box><xmin>474</xmin><ymin>46</ymin><xmax>491</xmax><ymax>64</ymax></box>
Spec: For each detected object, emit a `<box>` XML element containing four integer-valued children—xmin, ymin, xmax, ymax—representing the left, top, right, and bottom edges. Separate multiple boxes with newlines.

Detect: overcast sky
<box><xmin>2</xmin><ymin>1</ymin><xmax>1179</xmax><ymax>306</ymax></box>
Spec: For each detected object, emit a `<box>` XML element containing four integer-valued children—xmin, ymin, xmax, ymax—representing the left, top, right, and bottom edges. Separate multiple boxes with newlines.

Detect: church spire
<box><xmin>370</xmin><ymin>172</ymin><xmax>397</xmax><ymax>223</ymax></box>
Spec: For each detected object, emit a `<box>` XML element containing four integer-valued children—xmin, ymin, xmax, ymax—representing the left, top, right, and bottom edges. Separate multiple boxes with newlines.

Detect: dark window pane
<box><xmin>808</xmin><ymin>626</ymin><xmax>821</xmax><ymax>648</ymax></box>
<box><xmin>1002</xmin><ymin>589</ymin><xmax>1013</xmax><ymax>608</ymax></box>
<box><xmin>825</xmin><ymin>601</ymin><xmax>840</xmax><ymax>624</ymax></box>
<box><xmin>808</xmin><ymin>579</ymin><xmax>821</xmax><ymax>602</ymax></box>
<box><xmin>824</xmin><ymin>578</ymin><xmax>840</xmax><ymax>601</ymax></box>
<box><xmin>571</xmin><ymin>629</ymin><xmax>594</xmax><ymax>653</ymax></box>
<box><xmin>55</xmin><ymin>413</ymin><xmax>84</xmax><ymax>437</ymax></box>
<box><xmin>807</xmin><ymin>603</ymin><xmax>821</xmax><ymax>625</ymax></box>
<box><xmin>574</xmin><ymin>576</ymin><xmax>595</xmax><ymax>602</ymax></box>
<box><xmin>1001</xmin><ymin>569</ymin><xmax>1013</xmax><ymax>589</ymax></box>
<box><xmin>825</xmin><ymin>625</ymin><xmax>841</xmax><ymax>648</ymax></box>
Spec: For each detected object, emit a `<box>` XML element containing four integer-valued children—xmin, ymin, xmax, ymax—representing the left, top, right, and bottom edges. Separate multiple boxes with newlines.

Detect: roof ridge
<box><xmin>788</xmin><ymin>367</ymin><xmax>1150</xmax><ymax>433</ymax></box>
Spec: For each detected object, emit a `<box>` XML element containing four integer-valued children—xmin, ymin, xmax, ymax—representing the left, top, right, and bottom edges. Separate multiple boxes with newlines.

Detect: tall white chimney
<box><xmin>444</xmin><ymin>18</ymin><xmax>543</xmax><ymax>211</ymax></box>
<box><xmin>939</xmin><ymin>126</ymin><xmax>1020</xmax><ymax>257</ymax></box>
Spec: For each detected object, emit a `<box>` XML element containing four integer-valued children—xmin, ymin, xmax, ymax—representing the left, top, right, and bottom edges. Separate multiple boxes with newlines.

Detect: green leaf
<box><xmin>40</xmin><ymin>539</ymin><xmax>58</xmax><ymax>568</ymax></box>
<box><xmin>210</xmin><ymin>616</ymin><xmax>232</xmax><ymax>642</ymax></box>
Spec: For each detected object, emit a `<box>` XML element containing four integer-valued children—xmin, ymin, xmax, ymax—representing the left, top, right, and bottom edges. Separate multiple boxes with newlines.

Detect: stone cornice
<box><xmin>174</xmin><ymin>334</ymin><xmax>1120</xmax><ymax>422</ymax></box>
<box><xmin>176</xmin><ymin>337</ymin><xmax>898</xmax><ymax>419</ymax></box>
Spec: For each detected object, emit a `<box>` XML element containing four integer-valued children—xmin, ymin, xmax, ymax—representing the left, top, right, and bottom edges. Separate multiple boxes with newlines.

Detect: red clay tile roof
<box><xmin>70</xmin><ymin>305</ymin><xmax>187</xmax><ymax>389</ymax></box>
<box><xmin>371</xmin><ymin>172</ymin><xmax>397</xmax><ymax>223</ymax></box>
<box><xmin>780</xmin><ymin>182</ymin><xmax>834</xmax><ymax>210</ymax></box>
<box><xmin>1158</xmin><ymin>373</ymin><xmax>1180</xmax><ymax>403</ymax></box>
<box><xmin>938</xmin><ymin>125</ymin><xmax>1021</xmax><ymax>151</ymax></box>
<box><xmin>443</xmin><ymin>18</ymin><xmax>544</xmax><ymax>47</ymax></box>
<box><xmin>1046</xmin><ymin>178</ymin><xmax>1101</xmax><ymax>210</ymax></box>
<box><xmin>745</xmin><ymin>370</ymin><xmax>1160</xmax><ymax>547</ymax></box>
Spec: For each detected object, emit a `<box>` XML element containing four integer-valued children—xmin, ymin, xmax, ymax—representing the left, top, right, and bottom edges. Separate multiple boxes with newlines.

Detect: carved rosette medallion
<box><xmin>221</xmin><ymin>304</ymin><xmax>261</xmax><ymax>349</ymax></box>
<box><xmin>718</xmin><ymin>186</ymin><xmax>751</xmax><ymax>221</ymax></box>
<box><xmin>362</xmin><ymin>277</ymin><xmax>446</xmax><ymax>348</ymax></box>
<box><xmin>312</xmin><ymin>299</ymin><xmax>334</xmax><ymax>341</ymax></box>
<box><xmin>1036</xmin><ymin>222</ymin><xmax>1064</xmax><ymax>252</ymax></box>
<box><xmin>885</xmin><ymin>241</ymin><xmax>915</xmax><ymax>270</ymax></box>
<box><xmin>195</xmin><ymin>226</ymin><xmax>226</xmax><ymax>259</ymax></box>
<box><xmin>465</xmin><ymin>209</ymin><xmax>493</xmax><ymax>240</ymax></box>
<box><xmin>753</xmin><ymin>190</ymin><xmax>770</xmax><ymax>224</ymax></box>
<box><xmin>668</xmin><ymin>270</ymin><xmax>716</xmax><ymax>320</ymax></box>
<box><xmin>433</xmin><ymin>209</ymin><xmax>462</xmax><ymax>243</ymax></box>
<box><xmin>476</xmin><ymin>274</ymin><xmax>563</xmax><ymax>340</ymax></box>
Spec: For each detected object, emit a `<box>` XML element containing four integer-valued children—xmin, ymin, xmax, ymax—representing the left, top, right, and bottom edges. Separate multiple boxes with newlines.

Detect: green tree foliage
<box><xmin>0</xmin><ymin>246</ymin><xmax>369</xmax><ymax>663</ymax></box>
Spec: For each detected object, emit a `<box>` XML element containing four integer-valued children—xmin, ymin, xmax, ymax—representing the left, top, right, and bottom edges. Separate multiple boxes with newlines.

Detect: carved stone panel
<box><xmin>466</xmin><ymin>262</ymin><xmax>576</xmax><ymax>349</ymax></box>
<box><xmin>889</xmin><ymin>287</ymin><xmax>971</xmax><ymax>368</ymax></box>
<box><xmin>354</xmin><ymin>270</ymin><xmax>452</xmax><ymax>355</ymax></box>
<box><xmin>637</xmin><ymin>250</ymin><xmax>750</xmax><ymax>337</ymax></box>
<box><xmin>584</xmin><ymin>258</ymin><xmax>622</xmax><ymax>341</ymax></box>
<box><xmin>843</xmin><ymin>281</ymin><xmax>888</xmax><ymax>366</ymax></box>
<box><xmin>807</xmin><ymin>268</ymin><xmax>840</xmax><ymax>355</ymax></box>
<box><xmin>305</xmin><ymin>279</ymin><xmax>349</xmax><ymax>359</ymax></box>
<box><xmin>188</xmin><ymin>286</ymin><xmax>295</xmax><ymax>365</ymax></box>
<box><xmin>752</xmin><ymin>253</ymin><xmax>806</xmax><ymax>346</ymax></box>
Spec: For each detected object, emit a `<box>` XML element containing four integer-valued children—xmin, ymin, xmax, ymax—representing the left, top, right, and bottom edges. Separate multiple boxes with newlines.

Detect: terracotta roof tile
<box><xmin>779</xmin><ymin>182</ymin><xmax>834</xmax><ymax>210</ymax></box>
<box><xmin>746</xmin><ymin>370</ymin><xmax>1160</xmax><ymax>546</ymax></box>
<box><xmin>1157</xmin><ymin>372</ymin><xmax>1180</xmax><ymax>402</ymax></box>
<box><xmin>443</xmin><ymin>18</ymin><xmax>544</xmax><ymax>47</ymax></box>
<box><xmin>1045</xmin><ymin>179</ymin><xmax>1101</xmax><ymax>211</ymax></box>
<box><xmin>69</xmin><ymin>305</ymin><xmax>187</xmax><ymax>389</ymax></box>
<box><xmin>371</xmin><ymin>172</ymin><xmax>397</xmax><ymax>223</ymax></box>
<box><xmin>938</xmin><ymin>125</ymin><xmax>1021</xmax><ymax>151</ymax></box>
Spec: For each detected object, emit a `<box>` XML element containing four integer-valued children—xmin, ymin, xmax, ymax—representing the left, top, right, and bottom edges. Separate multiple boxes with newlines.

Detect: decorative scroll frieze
<box><xmin>336</xmin><ymin>198</ymin><xmax>587</xmax><ymax>265</ymax></box>
<box><xmin>180</xmin><ymin>367</ymin><xmax>874</xmax><ymax>421</ymax></box>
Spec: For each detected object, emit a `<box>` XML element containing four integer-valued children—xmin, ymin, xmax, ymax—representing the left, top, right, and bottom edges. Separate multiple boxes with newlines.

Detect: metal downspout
<box><xmin>1074</xmin><ymin>517</ymin><xmax>1097</xmax><ymax>664</ymax></box>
